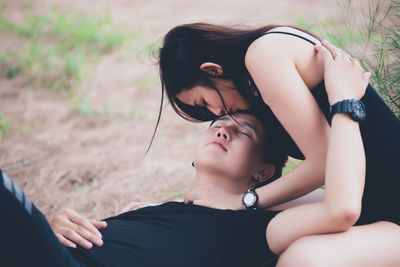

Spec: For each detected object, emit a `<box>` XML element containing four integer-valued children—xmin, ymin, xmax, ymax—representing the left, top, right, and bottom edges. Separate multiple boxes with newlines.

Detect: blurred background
<box><xmin>0</xmin><ymin>0</ymin><xmax>398</xmax><ymax>220</ymax></box>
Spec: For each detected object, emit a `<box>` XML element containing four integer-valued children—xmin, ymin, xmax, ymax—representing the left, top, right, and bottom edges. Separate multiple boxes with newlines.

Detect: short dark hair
<box><xmin>213</xmin><ymin>102</ymin><xmax>289</xmax><ymax>184</ymax></box>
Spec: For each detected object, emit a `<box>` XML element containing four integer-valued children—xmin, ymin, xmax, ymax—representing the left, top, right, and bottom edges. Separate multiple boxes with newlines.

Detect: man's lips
<box><xmin>207</xmin><ymin>141</ymin><xmax>227</xmax><ymax>151</ymax></box>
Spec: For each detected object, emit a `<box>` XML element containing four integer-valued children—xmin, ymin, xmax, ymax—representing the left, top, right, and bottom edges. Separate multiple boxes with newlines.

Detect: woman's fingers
<box><xmin>321</xmin><ymin>40</ymin><xmax>353</xmax><ymax>62</ymax></box>
<box><xmin>363</xmin><ymin>72</ymin><xmax>371</xmax><ymax>88</ymax></box>
<box><xmin>318</xmin><ymin>40</ymin><xmax>370</xmax><ymax>103</ymax></box>
<box><xmin>55</xmin><ymin>233</ymin><xmax>77</xmax><ymax>248</ymax></box>
<box><xmin>60</xmin><ymin>226</ymin><xmax>96</xmax><ymax>249</ymax></box>
<box><xmin>351</xmin><ymin>57</ymin><xmax>362</xmax><ymax>68</ymax></box>
<box><xmin>321</xmin><ymin>40</ymin><xmax>341</xmax><ymax>58</ymax></box>
<box><xmin>314</xmin><ymin>43</ymin><xmax>334</xmax><ymax>65</ymax></box>
<box><xmin>90</xmin><ymin>219</ymin><xmax>107</xmax><ymax>229</ymax></box>
<box><xmin>51</xmin><ymin>209</ymin><xmax>105</xmax><ymax>249</ymax></box>
<box><xmin>65</xmin><ymin>209</ymin><xmax>103</xmax><ymax>238</ymax></box>
<box><xmin>70</xmin><ymin>222</ymin><xmax>104</xmax><ymax>247</ymax></box>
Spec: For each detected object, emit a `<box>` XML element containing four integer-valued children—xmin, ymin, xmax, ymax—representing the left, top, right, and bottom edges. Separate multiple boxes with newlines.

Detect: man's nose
<box><xmin>216</xmin><ymin>127</ymin><xmax>230</xmax><ymax>141</ymax></box>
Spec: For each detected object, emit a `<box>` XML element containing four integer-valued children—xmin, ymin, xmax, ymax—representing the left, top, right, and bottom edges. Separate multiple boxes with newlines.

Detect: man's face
<box><xmin>193</xmin><ymin>113</ymin><xmax>266</xmax><ymax>179</ymax></box>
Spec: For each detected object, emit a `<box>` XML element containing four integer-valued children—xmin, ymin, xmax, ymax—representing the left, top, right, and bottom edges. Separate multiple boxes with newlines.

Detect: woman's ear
<box><xmin>254</xmin><ymin>164</ymin><xmax>276</xmax><ymax>184</ymax></box>
<box><xmin>200</xmin><ymin>62</ymin><xmax>224</xmax><ymax>76</ymax></box>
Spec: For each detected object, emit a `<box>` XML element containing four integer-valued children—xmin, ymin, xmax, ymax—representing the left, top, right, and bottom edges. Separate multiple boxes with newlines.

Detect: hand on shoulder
<box><xmin>314</xmin><ymin>41</ymin><xmax>370</xmax><ymax>105</ymax></box>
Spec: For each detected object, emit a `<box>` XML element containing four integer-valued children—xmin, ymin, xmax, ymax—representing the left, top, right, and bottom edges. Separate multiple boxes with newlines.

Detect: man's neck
<box><xmin>193</xmin><ymin>172</ymin><xmax>253</xmax><ymax>194</ymax></box>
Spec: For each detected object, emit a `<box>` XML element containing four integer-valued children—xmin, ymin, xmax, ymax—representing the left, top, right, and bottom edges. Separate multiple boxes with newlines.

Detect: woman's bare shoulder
<box><xmin>265</xmin><ymin>26</ymin><xmax>321</xmax><ymax>45</ymax></box>
<box><xmin>245</xmin><ymin>27</ymin><xmax>324</xmax><ymax>89</ymax></box>
<box><xmin>246</xmin><ymin>26</ymin><xmax>319</xmax><ymax>62</ymax></box>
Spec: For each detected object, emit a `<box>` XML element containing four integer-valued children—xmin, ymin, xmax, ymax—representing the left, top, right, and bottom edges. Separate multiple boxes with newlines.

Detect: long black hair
<box><xmin>159</xmin><ymin>23</ymin><xmax>274</xmax><ymax>122</ymax></box>
<box><xmin>147</xmin><ymin>23</ymin><xmax>320</xmax><ymax>154</ymax></box>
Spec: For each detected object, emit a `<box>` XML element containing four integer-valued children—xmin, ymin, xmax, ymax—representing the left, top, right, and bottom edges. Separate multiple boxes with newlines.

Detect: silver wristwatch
<box><xmin>242</xmin><ymin>188</ymin><xmax>258</xmax><ymax>211</ymax></box>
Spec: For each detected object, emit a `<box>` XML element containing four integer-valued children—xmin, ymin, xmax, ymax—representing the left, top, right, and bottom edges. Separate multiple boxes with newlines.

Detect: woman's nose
<box><xmin>216</xmin><ymin>127</ymin><xmax>230</xmax><ymax>141</ymax></box>
<box><xmin>208</xmin><ymin>106</ymin><xmax>225</xmax><ymax>116</ymax></box>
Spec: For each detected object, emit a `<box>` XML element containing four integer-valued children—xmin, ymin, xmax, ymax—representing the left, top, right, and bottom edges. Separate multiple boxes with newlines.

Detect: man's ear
<box><xmin>254</xmin><ymin>164</ymin><xmax>276</xmax><ymax>184</ymax></box>
<box><xmin>200</xmin><ymin>62</ymin><xmax>224</xmax><ymax>76</ymax></box>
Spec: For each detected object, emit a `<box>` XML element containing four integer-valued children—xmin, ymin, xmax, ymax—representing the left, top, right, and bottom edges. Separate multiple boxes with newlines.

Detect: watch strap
<box><xmin>330</xmin><ymin>99</ymin><xmax>353</xmax><ymax>114</ymax></box>
<box><xmin>330</xmin><ymin>99</ymin><xmax>366</xmax><ymax>122</ymax></box>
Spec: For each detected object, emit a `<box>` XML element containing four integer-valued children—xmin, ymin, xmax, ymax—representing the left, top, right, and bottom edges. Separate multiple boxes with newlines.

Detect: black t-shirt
<box><xmin>69</xmin><ymin>202</ymin><xmax>279</xmax><ymax>267</ymax></box>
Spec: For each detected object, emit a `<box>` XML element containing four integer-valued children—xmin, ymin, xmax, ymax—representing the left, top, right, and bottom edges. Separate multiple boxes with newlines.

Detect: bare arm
<box><xmin>265</xmin><ymin>42</ymin><xmax>370</xmax><ymax>255</ymax></box>
<box><xmin>245</xmin><ymin>33</ymin><xmax>330</xmax><ymax>208</ymax></box>
<box><xmin>267</xmin><ymin>188</ymin><xmax>324</xmax><ymax>211</ymax></box>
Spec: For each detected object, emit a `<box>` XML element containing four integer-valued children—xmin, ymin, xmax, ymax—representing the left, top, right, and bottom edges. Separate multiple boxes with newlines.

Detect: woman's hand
<box><xmin>119</xmin><ymin>201</ymin><xmax>157</xmax><ymax>214</ymax></box>
<box><xmin>49</xmin><ymin>209</ymin><xmax>107</xmax><ymax>249</ymax></box>
<box><xmin>184</xmin><ymin>184</ymin><xmax>244</xmax><ymax>210</ymax></box>
<box><xmin>314</xmin><ymin>40</ymin><xmax>370</xmax><ymax>105</ymax></box>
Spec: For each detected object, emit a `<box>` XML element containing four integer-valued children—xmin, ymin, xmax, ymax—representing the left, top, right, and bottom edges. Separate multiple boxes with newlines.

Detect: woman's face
<box><xmin>193</xmin><ymin>113</ymin><xmax>265</xmax><ymax>179</ymax></box>
<box><xmin>176</xmin><ymin>79</ymin><xmax>251</xmax><ymax>116</ymax></box>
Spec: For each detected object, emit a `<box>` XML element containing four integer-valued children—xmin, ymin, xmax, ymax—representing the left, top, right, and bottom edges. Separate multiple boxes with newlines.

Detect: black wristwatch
<box><xmin>242</xmin><ymin>188</ymin><xmax>258</xmax><ymax>211</ymax></box>
<box><xmin>330</xmin><ymin>99</ymin><xmax>367</xmax><ymax>122</ymax></box>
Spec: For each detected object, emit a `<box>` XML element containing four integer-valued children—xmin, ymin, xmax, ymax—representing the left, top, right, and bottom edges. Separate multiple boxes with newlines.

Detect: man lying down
<box><xmin>52</xmin><ymin>110</ymin><xmax>297</xmax><ymax>267</ymax></box>
<box><xmin>5</xmin><ymin>105</ymin><xmax>388</xmax><ymax>267</ymax></box>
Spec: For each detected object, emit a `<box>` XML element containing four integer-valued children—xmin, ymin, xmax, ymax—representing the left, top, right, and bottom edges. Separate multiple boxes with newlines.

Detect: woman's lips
<box><xmin>207</xmin><ymin>141</ymin><xmax>227</xmax><ymax>151</ymax></box>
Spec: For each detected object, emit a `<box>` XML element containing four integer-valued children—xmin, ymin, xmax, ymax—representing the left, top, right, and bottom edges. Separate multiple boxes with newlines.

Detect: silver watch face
<box><xmin>243</xmin><ymin>192</ymin><xmax>256</xmax><ymax>206</ymax></box>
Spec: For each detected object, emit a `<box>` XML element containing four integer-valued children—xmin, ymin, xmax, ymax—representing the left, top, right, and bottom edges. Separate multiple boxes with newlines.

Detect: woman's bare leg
<box><xmin>277</xmin><ymin>221</ymin><xmax>400</xmax><ymax>267</ymax></box>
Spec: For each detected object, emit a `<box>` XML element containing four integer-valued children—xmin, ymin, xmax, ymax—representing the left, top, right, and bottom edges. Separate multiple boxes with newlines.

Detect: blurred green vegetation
<box><xmin>66</xmin><ymin>90</ymin><xmax>144</xmax><ymax>119</ymax></box>
<box><xmin>123</xmin><ymin>104</ymin><xmax>142</xmax><ymax>120</ymax></box>
<box><xmin>295</xmin><ymin>0</ymin><xmax>400</xmax><ymax>118</ymax></box>
<box><xmin>282</xmin><ymin>160</ymin><xmax>298</xmax><ymax>176</ymax></box>
<box><xmin>160</xmin><ymin>189</ymin><xmax>186</xmax><ymax>202</ymax></box>
<box><xmin>69</xmin><ymin>94</ymin><xmax>95</xmax><ymax>117</ymax></box>
<box><xmin>0</xmin><ymin>4</ymin><xmax>136</xmax><ymax>91</ymax></box>
<box><xmin>0</xmin><ymin>113</ymin><xmax>11</xmax><ymax>136</ymax></box>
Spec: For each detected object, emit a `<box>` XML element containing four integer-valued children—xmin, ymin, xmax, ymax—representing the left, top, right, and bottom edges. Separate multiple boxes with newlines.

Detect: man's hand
<box><xmin>49</xmin><ymin>209</ymin><xmax>107</xmax><ymax>249</ymax></box>
<box><xmin>184</xmin><ymin>184</ymin><xmax>244</xmax><ymax>210</ymax></box>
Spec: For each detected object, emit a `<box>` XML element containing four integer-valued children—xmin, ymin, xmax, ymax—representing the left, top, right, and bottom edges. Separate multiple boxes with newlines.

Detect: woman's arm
<box><xmin>245</xmin><ymin>33</ymin><xmax>330</xmax><ymax>208</ymax></box>
<box><xmin>265</xmin><ymin>42</ymin><xmax>370</xmax><ymax>255</ymax></box>
<box><xmin>267</xmin><ymin>188</ymin><xmax>324</xmax><ymax>211</ymax></box>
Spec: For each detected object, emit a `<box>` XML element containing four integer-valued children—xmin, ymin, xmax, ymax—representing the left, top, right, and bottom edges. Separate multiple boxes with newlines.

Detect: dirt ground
<box><xmin>0</xmin><ymin>0</ymin><xmax>369</xmax><ymax>220</ymax></box>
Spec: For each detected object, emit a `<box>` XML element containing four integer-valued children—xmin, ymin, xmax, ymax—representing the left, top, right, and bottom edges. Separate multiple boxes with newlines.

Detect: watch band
<box><xmin>330</xmin><ymin>99</ymin><xmax>366</xmax><ymax>122</ymax></box>
<box><xmin>330</xmin><ymin>100</ymin><xmax>353</xmax><ymax>114</ymax></box>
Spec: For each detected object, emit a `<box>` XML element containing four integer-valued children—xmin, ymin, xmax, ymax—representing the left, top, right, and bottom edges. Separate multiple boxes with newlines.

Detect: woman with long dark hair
<box><xmin>156</xmin><ymin>23</ymin><xmax>400</xmax><ymax>226</ymax></box>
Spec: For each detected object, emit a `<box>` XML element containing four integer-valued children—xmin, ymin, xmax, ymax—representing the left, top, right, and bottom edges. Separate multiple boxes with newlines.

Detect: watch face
<box><xmin>352</xmin><ymin>101</ymin><xmax>366</xmax><ymax>121</ymax></box>
<box><xmin>244</xmin><ymin>192</ymin><xmax>256</xmax><ymax>206</ymax></box>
